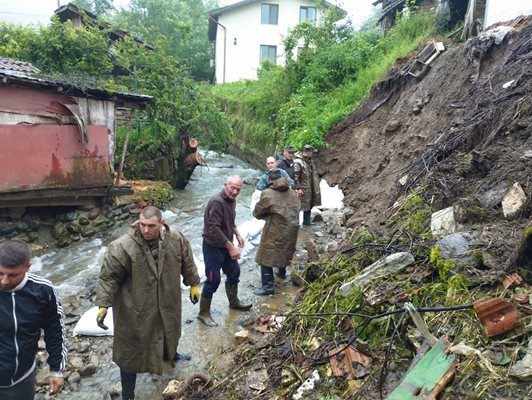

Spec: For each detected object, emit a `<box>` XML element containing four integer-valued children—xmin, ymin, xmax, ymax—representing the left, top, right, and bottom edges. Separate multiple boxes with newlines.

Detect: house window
<box><xmin>260</xmin><ymin>45</ymin><xmax>277</xmax><ymax>64</ymax></box>
<box><xmin>299</xmin><ymin>6</ymin><xmax>316</xmax><ymax>22</ymax></box>
<box><xmin>261</xmin><ymin>3</ymin><xmax>279</xmax><ymax>25</ymax></box>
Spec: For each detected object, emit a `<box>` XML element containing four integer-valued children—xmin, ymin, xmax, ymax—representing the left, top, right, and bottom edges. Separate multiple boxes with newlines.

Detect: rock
<box><xmin>110</xmin><ymin>382</ymin><xmax>122</xmax><ymax>396</ymax></box>
<box><xmin>65</xmin><ymin>223</ymin><xmax>80</xmax><ymax>234</ymax></box>
<box><xmin>325</xmin><ymin>241</ymin><xmax>339</xmax><ymax>253</ymax></box>
<box><xmin>509</xmin><ymin>338</ymin><xmax>532</xmax><ymax>381</ymax></box>
<box><xmin>306</xmin><ymin>240</ymin><xmax>319</xmax><ymax>262</ymax></box>
<box><xmin>234</xmin><ymin>330</ymin><xmax>250</xmax><ymax>343</ymax></box>
<box><xmin>293</xmin><ymin>370</ymin><xmax>320</xmax><ymax>400</ymax></box>
<box><xmin>431</xmin><ymin>206</ymin><xmax>457</xmax><ymax>237</ymax></box>
<box><xmin>0</xmin><ymin>221</ymin><xmax>17</xmax><ymax>236</ymax></box>
<box><xmin>58</xmin><ymin>211</ymin><xmax>79</xmax><ymax>222</ymax></box>
<box><xmin>69</xmin><ymin>356</ymin><xmax>84</xmax><ymax>369</ymax></box>
<box><xmin>88</xmin><ymin>209</ymin><xmax>101</xmax><ymax>220</ymax></box>
<box><xmin>384</xmin><ymin>119</ymin><xmax>402</xmax><ymax>133</ymax></box>
<box><xmin>339</xmin><ymin>252</ymin><xmax>416</xmax><ymax>294</ymax></box>
<box><xmin>68</xmin><ymin>371</ymin><xmax>81</xmax><ymax>384</ymax></box>
<box><xmin>77</xmin><ymin>341</ymin><xmax>90</xmax><ymax>353</ymax></box>
<box><xmin>56</xmin><ymin>236</ymin><xmax>72</xmax><ymax>248</ymax></box>
<box><xmin>52</xmin><ymin>222</ymin><xmax>67</xmax><ymax>239</ymax></box>
<box><xmin>502</xmin><ymin>182</ymin><xmax>527</xmax><ymax>220</ymax></box>
<box><xmin>80</xmin><ymin>226</ymin><xmax>97</xmax><ymax>238</ymax></box>
<box><xmin>246</xmin><ymin>368</ymin><xmax>269</xmax><ymax>392</ymax></box>
<box><xmin>92</xmin><ymin>215</ymin><xmax>109</xmax><ymax>227</ymax></box>
<box><xmin>36</xmin><ymin>366</ymin><xmax>50</xmax><ymax>386</ymax></box>
<box><xmin>79</xmin><ymin>364</ymin><xmax>97</xmax><ymax>377</ymax></box>
<box><xmin>78</xmin><ymin>216</ymin><xmax>90</xmax><ymax>226</ymax></box>
<box><xmin>162</xmin><ymin>380</ymin><xmax>182</xmax><ymax>399</ymax></box>
<box><xmin>436</xmin><ymin>232</ymin><xmax>478</xmax><ymax>265</ymax></box>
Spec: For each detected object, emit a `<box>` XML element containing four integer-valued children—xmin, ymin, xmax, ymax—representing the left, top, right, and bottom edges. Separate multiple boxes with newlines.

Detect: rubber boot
<box><xmin>275</xmin><ymin>267</ymin><xmax>286</xmax><ymax>279</ymax></box>
<box><xmin>198</xmin><ymin>295</ymin><xmax>218</xmax><ymax>326</ymax></box>
<box><xmin>303</xmin><ymin>210</ymin><xmax>312</xmax><ymax>225</ymax></box>
<box><xmin>254</xmin><ymin>266</ymin><xmax>274</xmax><ymax>296</ymax></box>
<box><xmin>225</xmin><ymin>284</ymin><xmax>252</xmax><ymax>310</ymax></box>
<box><xmin>120</xmin><ymin>370</ymin><xmax>136</xmax><ymax>400</ymax></box>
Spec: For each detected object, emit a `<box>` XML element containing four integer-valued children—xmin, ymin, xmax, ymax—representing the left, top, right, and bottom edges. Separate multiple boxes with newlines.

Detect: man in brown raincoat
<box><xmin>294</xmin><ymin>145</ymin><xmax>321</xmax><ymax>225</ymax></box>
<box><xmin>253</xmin><ymin>169</ymin><xmax>300</xmax><ymax>295</ymax></box>
<box><xmin>95</xmin><ymin>206</ymin><xmax>200</xmax><ymax>400</ymax></box>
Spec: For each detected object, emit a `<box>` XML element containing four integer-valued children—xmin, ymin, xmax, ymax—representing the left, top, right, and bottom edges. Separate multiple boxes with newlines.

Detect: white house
<box><xmin>483</xmin><ymin>0</ymin><xmax>532</xmax><ymax>28</ymax></box>
<box><xmin>208</xmin><ymin>0</ymin><xmax>340</xmax><ymax>84</ymax></box>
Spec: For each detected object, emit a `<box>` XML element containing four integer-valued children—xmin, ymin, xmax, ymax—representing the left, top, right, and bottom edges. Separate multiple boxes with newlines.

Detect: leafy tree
<box><xmin>113</xmin><ymin>0</ymin><xmax>214</xmax><ymax>81</ymax></box>
<box><xmin>72</xmin><ymin>0</ymin><xmax>116</xmax><ymax>17</ymax></box>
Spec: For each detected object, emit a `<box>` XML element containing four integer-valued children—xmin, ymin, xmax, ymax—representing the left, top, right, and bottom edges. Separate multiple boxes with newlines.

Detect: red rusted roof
<box><xmin>0</xmin><ymin>57</ymin><xmax>40</xmax><ymax>74</ymax></box>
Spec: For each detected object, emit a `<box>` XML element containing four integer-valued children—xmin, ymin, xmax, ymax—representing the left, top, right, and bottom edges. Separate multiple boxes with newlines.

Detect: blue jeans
<box><xmin>202</xmin><ymin>241</ymin><xmax>241</xmax><ymax>298</ymax></box>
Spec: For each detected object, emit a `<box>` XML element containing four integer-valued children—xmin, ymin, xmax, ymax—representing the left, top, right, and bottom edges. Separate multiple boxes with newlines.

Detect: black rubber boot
<box><xmin>303</xmin><ymin>210</ymin><xmax>312</xmax><ymax>225</ymax></box>
<box><xmin>254</xmin><ymin>265</ymin><xmax>274</xmax><ymax>296</ymax></box>
<box><xmin>275</xmin><ymin>267</ymin><xmax>286</xmax><ymax>279</ymax></box>
<box><xmin>120</xmin><ymin>370</ymin><xmax>136</xmax><ymax>400</ymax></box>
<box><xmin>198</xmin><ymin>295</ymin><xmax>218</xmax><ymax>326</ymax></box>
<box><xmin>226</xmin><ymin>284</ymin><xmax>252</xmax><ymax>310</ymax></box>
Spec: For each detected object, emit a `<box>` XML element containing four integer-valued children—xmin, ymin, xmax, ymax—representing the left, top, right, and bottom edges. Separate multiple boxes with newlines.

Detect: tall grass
<box><xmin>212</xmin><ymin>11</ymin><xmax>437</xmax><ymax>153</ymax></box>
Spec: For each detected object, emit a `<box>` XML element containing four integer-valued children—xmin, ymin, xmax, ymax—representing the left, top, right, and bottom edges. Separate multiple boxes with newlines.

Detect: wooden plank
<box><xmin>387</xmin><ymin>340</ymin><xmax>455</xmax><ymax>400</ymax></box>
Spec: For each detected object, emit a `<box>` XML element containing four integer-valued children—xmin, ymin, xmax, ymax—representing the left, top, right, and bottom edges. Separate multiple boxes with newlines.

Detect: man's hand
<box><xmin>96</xmin><ymin>307</ymin><xmax>108</xmax><ymax>330</ymax></box>
<box><xmin>296</xmin><ymin>188</ymin><xmax>304</xmax><ymax>197</ymax></box>
<box><xmin>49</xmin><ymin>376</ymin><xmax>64</xmax><ymax>395</ymax></box>
<box><xmin>229</xmin><ymin>245</ymin><xmax>241</xmax><ymax>260</ymax></box>
<box><xmin>236</xmin><ymin>233</ymin><xmax>245</xmax><ymax>248</ymax></box>
<box><xmin>190</xmin><ymin>285</ymin><xmax>200</xmax><ymax>304</ymax></box>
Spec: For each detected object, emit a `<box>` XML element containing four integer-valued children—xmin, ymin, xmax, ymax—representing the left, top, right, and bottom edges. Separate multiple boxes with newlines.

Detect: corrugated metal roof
<box><xmin>0</xmin><ymin>57</ymin><xmax>40</xmax><ymax>74</ymax></box>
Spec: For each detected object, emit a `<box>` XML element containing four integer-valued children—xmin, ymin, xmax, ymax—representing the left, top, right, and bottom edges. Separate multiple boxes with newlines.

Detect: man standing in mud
<box><xmin>198</xmin><ymin>175</ymin><xmax>252</xmax><ymax>327</ymax></box>
<box><xmin>95</xmin><ymin>205</ymin><xmax>201</xmax><ymax>400</ymax></box>
<box><xmin>294</xmin><ymin>145</ymin><xmax>321</xmax><ymax>225</ymax></box>
<box><xmin>253</xmin><ymin>169</ymin><xmax>300</xmax><ymax>293</ymax></box>
<box><xmin>0</xmin><ymin>240</ymin><xmax>67</xmax><ymax>400</ymax></box>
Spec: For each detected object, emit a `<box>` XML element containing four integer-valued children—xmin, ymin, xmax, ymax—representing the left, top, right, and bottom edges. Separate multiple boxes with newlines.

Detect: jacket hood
<box><xmin>270</xmin><ymin>177</ymin><xmax>290</xmax><ymax>192</ymax></box>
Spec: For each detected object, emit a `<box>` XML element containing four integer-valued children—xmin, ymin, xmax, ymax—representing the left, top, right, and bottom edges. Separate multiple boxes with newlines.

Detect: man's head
<box><xmin>139</xmin><ymin>206</ymin><xmax>164</xmax><ymax>241</ymax></box>
<box><xmin>268</xmin><ymin>168</ymin><xmax>282</xmax><ymax>182</ymax></box>
<box><xmin>223</xmin><ymin>175</ymin><xmax>243</xmax><ymax>200</ymax></box>
<box><xmin>265</xmin><ymin>156</ymin><xmax>277</xmax><ymax>170</ymax></box>
<box><xmin>0</xmin><ymin>240</ymin><xmax>31</xmax><ymax>292</ymax></box>
<box><xmin>303</xmin><ymin>145</ymin><xmax>316</xmax><ymax>158</ymax></box>
<box><xmin>283</xmin><ymin>146</ymin><xmax>295</xmax><ymax>160</ymax></box>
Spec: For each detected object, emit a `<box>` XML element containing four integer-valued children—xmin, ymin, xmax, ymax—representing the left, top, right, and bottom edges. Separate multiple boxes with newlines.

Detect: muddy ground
<box><xmin>318</xmin><ymin>22</ymin><xmax>531</xmax><ymax>270</ymax></box>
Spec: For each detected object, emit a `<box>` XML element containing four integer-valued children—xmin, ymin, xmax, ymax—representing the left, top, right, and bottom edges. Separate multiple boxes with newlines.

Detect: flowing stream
<box><xmin>31</xmin><ymin>152</ymin><xmax>300</xmax><ymax>399</ymax></box>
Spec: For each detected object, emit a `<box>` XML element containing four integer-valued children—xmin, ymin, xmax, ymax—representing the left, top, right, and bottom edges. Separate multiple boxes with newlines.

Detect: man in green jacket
<box><xmin>294</xmin><ymin>145</ymin><xmax>321</xmax><ymax>225</ymax></box>
<box><xmin>95</xmin><ymin>206</ymin><xmax>201</xmax><ymax>400</ymax></box>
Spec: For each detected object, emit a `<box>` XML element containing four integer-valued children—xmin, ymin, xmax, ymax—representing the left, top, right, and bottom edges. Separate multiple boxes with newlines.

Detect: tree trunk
<box><xmin>172</xmin><ymin>133</ymin><xmax>202</xmax><ymax>189</ymax></box>
<box><xmin>461</xmin><ymin>0</ymin><xmax>478</xmax><ymax>40</ymax></box>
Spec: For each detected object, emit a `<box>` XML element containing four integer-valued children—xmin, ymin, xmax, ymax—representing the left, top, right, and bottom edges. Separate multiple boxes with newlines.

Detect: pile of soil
<box><xmin>317</xmin><ymin>21</ymin><xmax>531</xmax><ymax>269</ymax></box>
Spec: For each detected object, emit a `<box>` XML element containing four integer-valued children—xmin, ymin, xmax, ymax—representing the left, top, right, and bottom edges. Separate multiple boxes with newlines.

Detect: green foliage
<box><xmin>430</xmin><ymin>246</ymin><xmax>456</xmax><ymax>282</ymax></box>
<box><xmin>213</xmin><ymin>10</ymin><xmax>437</xmax><ymax>153</ymax></box>
<box><xmin>388</xmin><ymin>191</ymin><xmax>432</xmax><ymax>236</ymax></box>
<box><xmin>133</xmin><ymin>182</ymin><xmax>174</xmax><ymax>208</ymax></box>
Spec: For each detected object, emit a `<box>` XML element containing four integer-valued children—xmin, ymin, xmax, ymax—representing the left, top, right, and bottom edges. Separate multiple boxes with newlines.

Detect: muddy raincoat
<box><xmin>294</xmin><ymin>155</ymin><xmax>321</xmax><ymax>211</ymax></box>
<box><xmin>253</xmin><ymin>178</ymin><xmax>300</xmax><ymax>268</ymax></box>
<box><xmin>96</xmin><ymin>222</ymin><xmax>200</xmax><ymax>374</ymax></box>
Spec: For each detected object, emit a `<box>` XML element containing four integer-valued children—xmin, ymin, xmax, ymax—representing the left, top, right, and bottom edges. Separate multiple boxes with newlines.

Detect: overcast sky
<box><xmin>0</xmin><ymin>0</ymin><xmax>376</xmax><ymax>27</ymax></box>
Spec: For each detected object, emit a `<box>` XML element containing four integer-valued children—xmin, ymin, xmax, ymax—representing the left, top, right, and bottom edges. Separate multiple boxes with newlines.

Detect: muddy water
<box><xmin>32</xmin><ymin>152</ymin><xmax>301</xmax><ymax>400</ymax></box>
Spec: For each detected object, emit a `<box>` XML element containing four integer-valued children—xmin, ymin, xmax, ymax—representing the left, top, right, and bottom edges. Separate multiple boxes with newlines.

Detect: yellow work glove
<box><xmin>190</xmin><ymin>285</ymin><xmax>200</xmax><ymax>305</ymax></box>
<box><xmin>96</xmin><ymin>307</ymin><xmax>108</xmax><ymax>330</ymax></box>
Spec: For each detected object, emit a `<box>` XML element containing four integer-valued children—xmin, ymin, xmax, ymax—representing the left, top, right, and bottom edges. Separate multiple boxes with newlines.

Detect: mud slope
<box><xmin>318</xmin><ymin>22</ymin><xmax>531</xmax><ymax>263</ymax></box>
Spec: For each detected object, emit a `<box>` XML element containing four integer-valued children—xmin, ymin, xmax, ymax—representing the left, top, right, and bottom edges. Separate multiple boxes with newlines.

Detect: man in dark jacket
<box><xmin>96</xmin><ymin>206</ymin><xmax>201</xmax><ymax>400</ymax></box>
<box><xmin>294</xmin><ymin>145</ymin><xmax>321</xmax><ymax>225</ymax></box>
<box><xmin>199</xmin><ymin>175</ymin><xmax>252</xmax><ymax>327</ymax></box>
<box><xmin>256</xmin><ymin>156</ymin><xmax>295</xmax><ymax>191</ymax></box>
<box><xmin>0</xmin><ymin>240</ymin><xmax>67</xmax><ymax>400</ymax></box>
<box><xmin>276</xmin><ymin>145</ymin><xmax>296</xmax><ymax>180</ymax></box>
<box><xmin>253</xmin><ymin>169</ymin><xmax>300</xmax><ymax>294</ymax></box>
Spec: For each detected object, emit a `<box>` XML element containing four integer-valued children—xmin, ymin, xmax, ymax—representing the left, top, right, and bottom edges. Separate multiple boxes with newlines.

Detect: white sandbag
<box><xmin>73</xmin><ymin>306</ymin><xmax>114</xmax><ymax>337</ymax></box>
<box><xmin>180</xmin><ymin>254</ymin><xmax>207</xmax><ymax>289</ymax></box>
<box><xmin>319</xmin><ymin>179</ymin><xmax>344</xmax><ymax>210</ymax></box>
<box><xmin>250</xmin><ymin>189</ymin><xmax>262</xmax><ymax>215</ymax></box>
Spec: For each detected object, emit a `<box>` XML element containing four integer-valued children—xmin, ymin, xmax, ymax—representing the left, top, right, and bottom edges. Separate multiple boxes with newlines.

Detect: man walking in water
<box><xmin>96</xmin><ymin>205</ymin><xmax>201</xmax><ymax>400</ymax></box>
<box><xmin>198</xmin><ymin>175</ymin><xmax>252</xmax><ymax>327</ymax></box>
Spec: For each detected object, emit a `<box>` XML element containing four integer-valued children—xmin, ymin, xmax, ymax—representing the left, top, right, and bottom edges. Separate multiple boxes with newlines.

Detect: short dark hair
<box><xmin>141</xmin><ymin>206</ymin><xmax>162</xmax><ymax>221</ymax></box>
<box><xmin>0</xmin><ymin>240</ymin><xmax>31</xmax><ymax>268</ymax></box>
<box><xmin>268</xmin><ymin>169</ymin><xmax>282</xmax><ymax>181</ymax></box>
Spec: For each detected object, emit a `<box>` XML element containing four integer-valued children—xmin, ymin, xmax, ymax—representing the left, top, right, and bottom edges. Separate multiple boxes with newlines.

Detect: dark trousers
<box><xmin>0</xmin><ymin>367</ymin><xmax>36</xmax><ymax>400</ymax></box>
<box><xmin>202</xmin><ymin>241</ymin><xmax>241</xmax><ymax>298</ymax></box>
<box><xmin>120</xmin><ymin>370</ymin><xmax>137</xmax><ymax>400</ymax></box>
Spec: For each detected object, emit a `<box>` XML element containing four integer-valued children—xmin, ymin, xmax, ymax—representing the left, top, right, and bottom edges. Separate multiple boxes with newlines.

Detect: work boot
<box><xmin>198</xmin><ymin>295</ymin><xmax>218</xmax><ymax>326</ymax></box>
<box><xmin>254</xmin><ymin>265</ymin><xmax>274</xmax><ymax>296</ymax></box>
<box><xmin>303</xmin><ymin>210</ymin><xmax>312</xmax><ymax>225</ymax></box>
<box><xmin>275</xmin><ymin>267</ymin><xmax>286</xmax><ymax>279</ymax></box>
<box><xmin>225</xmin><ymin>284</ymin><xmax>252</xmax><ymax>310</ymax></box>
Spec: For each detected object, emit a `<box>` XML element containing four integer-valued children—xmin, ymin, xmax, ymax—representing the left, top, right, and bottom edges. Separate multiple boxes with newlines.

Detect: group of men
<box><xmin>0</xmin><ymin>145</ymin><xmax>320</xmax><ymax>400</ymax></box>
